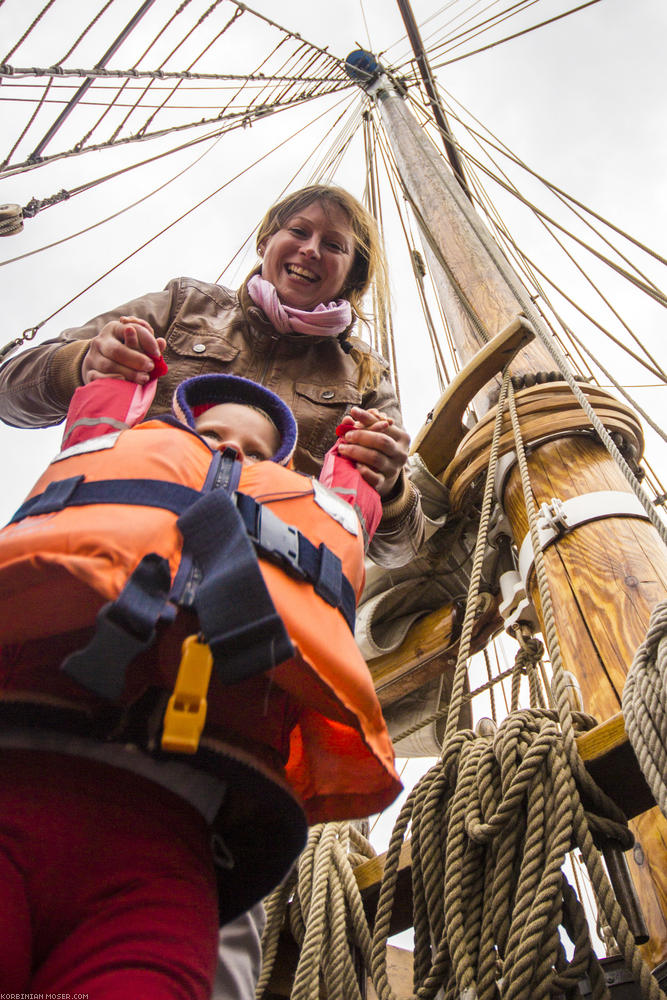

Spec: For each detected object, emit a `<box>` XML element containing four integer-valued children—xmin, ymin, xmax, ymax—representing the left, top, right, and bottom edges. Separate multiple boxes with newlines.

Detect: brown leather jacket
<box><xmin>0</xmin><ymin>277</ymin><xmax>423</xmax><ymax>566</ymax></box>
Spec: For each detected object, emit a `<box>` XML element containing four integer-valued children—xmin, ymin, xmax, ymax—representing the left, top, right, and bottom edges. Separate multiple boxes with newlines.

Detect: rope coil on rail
<box><xmin>257</xmin><ymin>377</ymin><xmax>664</xmax><ymax>1000</ymax></box>
<box><xmin>254</xmin><ymin>370</ymin><xmax>666</xmax><ymax>1000</ymax></box>
<box><xmin>622</xmin><ymin>600</ymin><xmax>667</xmax><ymax>821</ymax></box>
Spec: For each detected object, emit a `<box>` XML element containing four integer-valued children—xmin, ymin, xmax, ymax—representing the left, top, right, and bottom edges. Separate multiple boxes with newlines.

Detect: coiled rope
<box><xmin>255</xmin><ymin>370</ymin><xmax>666</xmax><ymax>1000</ymax></box>
<box><xmin>622</xmin><ymin>600</ymin><xmax>667</xmax><ymax>820</ymax></box>
<box><xmin>257</xmin><ymin>822</ymin><xmax>376</xmax><ymax>1000</ymax></box>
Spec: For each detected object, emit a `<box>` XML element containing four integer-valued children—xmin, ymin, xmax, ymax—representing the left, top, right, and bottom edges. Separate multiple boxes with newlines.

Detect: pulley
<box><xmin>0</xmin><ymin>203</ymin><xmax>23</xmax><ymax>236</ymax></box>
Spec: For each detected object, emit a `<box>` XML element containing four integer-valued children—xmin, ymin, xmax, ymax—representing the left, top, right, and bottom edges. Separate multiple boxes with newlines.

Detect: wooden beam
<box><xmin>577</xmin><ymin>713</ymin><xmax>654</xmax><ymax>819</ymax></box>
<box><xmin>411</xmin><ymin>315</ymin><xmax>535</xmax><ymax>477</ymax></box>
<box><xmin>368</xmin><ymin>593</ymin><xmax>500</xmax><ymax>709</ymax></box>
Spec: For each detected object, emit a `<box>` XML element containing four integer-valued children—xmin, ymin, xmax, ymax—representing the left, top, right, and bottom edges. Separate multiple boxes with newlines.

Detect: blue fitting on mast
<box><xmin>344</xmin><ymin>50</ymin><xmax>381</xmax><ymax>87</ymax></box>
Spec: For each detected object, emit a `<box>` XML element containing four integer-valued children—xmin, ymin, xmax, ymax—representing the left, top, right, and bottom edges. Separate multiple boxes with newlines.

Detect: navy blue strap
<box><xmin>62</xmin><ymin>553</ymin><xmax>174</xmax><ymax>700</ymax></box>
<box><xmin>234</xmin><ymin>492</ymin><xmax>356</xmax><ymax>634</ymax></box>
<box><xmin>177</xmin><ymin>490</ymin><xmax>294</xmax><ymax>685</ymax></box>
<box><xmin>10</xmin><ymin>477</ymin><xmax>202</xmax><ymax>523</ymax></box>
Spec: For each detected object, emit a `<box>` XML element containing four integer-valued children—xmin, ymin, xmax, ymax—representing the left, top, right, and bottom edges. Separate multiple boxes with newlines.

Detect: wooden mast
<box><xmin>346</xmin><ymin>48</ymin><xmax>667</xmax><ymax>967</ymax></box>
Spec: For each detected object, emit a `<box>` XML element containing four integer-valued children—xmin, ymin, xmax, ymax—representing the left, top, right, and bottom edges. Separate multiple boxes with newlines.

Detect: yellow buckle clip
<box><xmin>161</xmin><ymin>634</ymin><xmax>213</xmax><ymax>754</ymax></box>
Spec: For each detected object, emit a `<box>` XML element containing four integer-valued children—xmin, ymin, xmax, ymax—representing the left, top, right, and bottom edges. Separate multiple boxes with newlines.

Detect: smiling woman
<box><xmin>0</xmin><ymin>183</ymin><xmax>424</xmax><ymax>566</ymax></box>
<box><xmin>258</xmin><ymin>200</ymin><xmax>354</xmax><ymax>310</ymax></box>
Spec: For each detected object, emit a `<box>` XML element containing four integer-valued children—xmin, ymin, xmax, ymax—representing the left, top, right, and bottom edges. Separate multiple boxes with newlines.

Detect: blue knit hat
<box><xmin>173</xmin><ymin>374</ymin><xmax>297</xmax><ymax>466</ymax></box>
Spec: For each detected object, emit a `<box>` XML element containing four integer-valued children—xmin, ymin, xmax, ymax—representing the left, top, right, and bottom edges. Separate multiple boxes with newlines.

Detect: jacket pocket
<box><xmin>293</xmin><ymin>379</ymin><xmax>362</xmax><ymax>461</ymax></box>
<box><xmin>167</xmin><ymin>325</ymin><xmax>240</xmax><ymax>364</ymax></box>
<box><xmin>152</xmin><ymin>327</ymin><xmax>242</xmax><ymax>414</ymax></box>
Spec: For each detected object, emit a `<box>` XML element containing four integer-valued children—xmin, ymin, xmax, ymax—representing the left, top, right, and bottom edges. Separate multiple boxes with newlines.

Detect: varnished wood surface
<box><xmin>442</xmin><ymin>382</ymin><xmax>644</xmax><ymax>510</ymax></box>
<box><xmin>367</xmin><ymin>604</ymin><xmax>458</xmax><ymax>700</ymax></box>
<box><xmin>502</xmin><ymin>433</ymin><xmax>667</xmax><ymax>965</ymax></box>
<box><xmin>377</xmin><ymin>90</ymin><xmax>555</xmax><ymax>418</ymax></box>
<box><xmin>577</xmin><ymin>714</ymin><xmax>655</xmax><ymax>819</ymax></box>
<box><xmin>367</xmin><ymin>595</ymin><xmax>501</xmax><ymax>708</ymax></box>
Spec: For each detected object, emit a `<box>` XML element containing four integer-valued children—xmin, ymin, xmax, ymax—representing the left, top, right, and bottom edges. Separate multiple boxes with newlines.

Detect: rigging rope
<box><xmin>432</xmin><ymin>81</ymin><xmax>667</xmax><ymax>273</ymax></box>
<box><xmin>0</xmin><ymin>0</ymin><xmax>351</xmax><ymax>177</ymax></box>
<box><xmin>363</xmin><ymin>112</ymin><xmax>401</xmax><ymax>399</ymax></box>
<box><xmin>505</xmin><ymin>376</ymin><xmax>665</xmax><ymax>999</ymax></box>
<box><xmin>1</xmin><ymin>93</ymin><xmax>351</xmax><ymax>353</ymax></box>
<box><xmin>2</xmin><ymin>0</ymin><xmax>57</xmax><ymax>62</ymax></box>
<box><xmin>214</xmin><ymin>95</ymin><xmax>361</xmax><ymax>286</ymax></box>
<box><xmin>404</xmin><ymin>93</ymin><xmax>667</xmax><ymax>317</ymax></box>
<box><xmin>257</xmin><ymin>822</ymin><xmax>376</xmax><ymax>1000</ymax></box>
<box><xmin>76</xmin><ymin>0</ymin><xmax>201</xmax><ymax>151</ymax></box>
<box><xmin>385</xmin><ymin>0</ymin><xmax>539</xmax><ymax>69</ymax></box>
<box><xmin>0</xmin><ymin>89</ymin><xmax>342</xmax><ymax>179</ymax></box>
<box><xmin>258</xmin><ymin>366</ymin><xmax>666</xmax><ymax>1000</ymax></box>
<box><xmin>426</xmin><ymin>109</ymin><xmax>667</xmax><ymax>384</ymax></box>
<box><xmin>395</xmin><ymin>0</ymin><xmax>543</xmax><ymax>73</ymax></box>
<box><xmin>130</xmin><ymin>2</ymin><xmax>242</xmax><ymax>140</ymax></box>
<box><xmin>429</xmin><ymin>0</ymin><xmax>605</xmax><ymax>70</ymax></box>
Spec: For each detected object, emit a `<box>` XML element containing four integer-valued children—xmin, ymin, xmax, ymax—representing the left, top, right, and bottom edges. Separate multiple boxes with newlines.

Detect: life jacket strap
<box><xmin>9</xmin><ymin>476</ymin><xmax>203</xmax><ymax>523</ymax></box>
<box><xmin>234</xmin><ymin>492</ymin><xmax>356</xmax><ymax>633</ymax></box>
<box><xmin>12</xmin><ymin>472</ymin><xmax>355</xmax><ymax>701</ymax></box>
<box><xmin>177</xmin><ymin>489</ymin><xmax>295</xmax><ymax>685</ymax></box>
<box><xmin>11</xmin><ymin>476</ymin><xmax>358</xmax><ymax>633</ymax></box>
<box><xmin>61</xmin><ymin>552</ymin><xmax>175</xmax><ymax>699</ymax></box>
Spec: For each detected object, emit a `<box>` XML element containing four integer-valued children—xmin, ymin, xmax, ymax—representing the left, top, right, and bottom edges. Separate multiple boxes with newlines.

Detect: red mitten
<box><xmin>149</xmin><ymin>355</ymin><xmax>169</xmax><ymax>380</ymax></box>
<box><xmin>320</xmin><ymin>439</ymin><xmax>382</xmax><ymax>542</ymax></box>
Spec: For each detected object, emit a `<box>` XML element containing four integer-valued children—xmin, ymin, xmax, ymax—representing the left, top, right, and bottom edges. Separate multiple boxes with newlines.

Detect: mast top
<box><xmin>344</xmin><ymin>49</ymin><xmax>382</xmax><ymax>87</ymax></box>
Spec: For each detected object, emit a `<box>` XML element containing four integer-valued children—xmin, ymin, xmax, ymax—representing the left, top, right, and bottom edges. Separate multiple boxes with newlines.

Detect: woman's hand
<box><xmin>336</xmin><ymin>406</ymin><xmax>410</xmax><ymax>499</ymax></box>
<box><xmin>81</xmin><ymin>316</ymin><xmax>166</xmax><ymax>384</ymax></box>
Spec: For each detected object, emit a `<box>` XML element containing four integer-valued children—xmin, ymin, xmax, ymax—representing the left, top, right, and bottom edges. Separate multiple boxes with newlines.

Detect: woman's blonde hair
<box><xmin>256</xmin><ymin>184</ymin><xmax>388</xmax><ymax>324</ymax></box>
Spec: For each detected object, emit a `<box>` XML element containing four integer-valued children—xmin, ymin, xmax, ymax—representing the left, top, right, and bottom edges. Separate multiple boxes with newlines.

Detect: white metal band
<box><xmin>518</xmin><ymin>490</ymin><xmax>651</xmax><ymax>590</ymax></box>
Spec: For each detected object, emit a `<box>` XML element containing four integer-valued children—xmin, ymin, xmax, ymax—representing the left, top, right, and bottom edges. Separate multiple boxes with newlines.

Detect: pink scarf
<box><xmin>247</xmin><ymin>274</ymin><xmax>352</xmax><ymax>337</ymax></box>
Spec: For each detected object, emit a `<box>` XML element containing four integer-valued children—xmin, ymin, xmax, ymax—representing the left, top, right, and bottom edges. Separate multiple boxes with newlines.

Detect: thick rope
<box><xmin>256</xmin><ymin>823</ymin><xmax>376</xmax><ymax>1000</ymax></box>
<box><xmin>367</xmin><ymin>707</ymin><xmax>639</xmax><ymax>1000</ymax></box>
<box><xmin>506</xmin><ymin>381</ymin><xmax>666</xmax><ymax>1000</ymax></box>
<box><xmin>522</xmin><ymin>313</ymin><xmax>667</xmax><ymax>549</ymax></box>
<box><xmin>622</xmin><ymin>600</ymin><xmax>667</xmax><ymax>820</ymax></box>
<box><xmin>255</xmin><ymin>377</ymin><xmax>666</xmax><ymax>1000</ymax></box>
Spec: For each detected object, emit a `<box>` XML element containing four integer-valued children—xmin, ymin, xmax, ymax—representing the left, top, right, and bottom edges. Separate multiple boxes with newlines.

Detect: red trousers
<box><xmin>0</xmin><ymin>749</ymin><xmax>219</xmax><ymax>998</ymax></box>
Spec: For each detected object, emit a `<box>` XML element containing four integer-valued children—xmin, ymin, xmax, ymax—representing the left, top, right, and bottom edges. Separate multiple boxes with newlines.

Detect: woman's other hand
<box><xmin>81</xmin><ymin>316</ymin><xmax>167</xmax><ymax>384</ymax></box>
<box><xmin>337</xmin><ymin>406</ymin><xmax>410</xmax><ymax>499</ymax></box>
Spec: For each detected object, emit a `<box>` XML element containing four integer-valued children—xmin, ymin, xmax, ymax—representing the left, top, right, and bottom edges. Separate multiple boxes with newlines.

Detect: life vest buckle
<box><xmin>161</xmin><ymin>634</ymin><xmax>213</xmax><ymax>754</ymax></box>
<box><xmin>256</xmin><ymin>506</ymin><xmax>305</xmax><ymax>580</ymax></box>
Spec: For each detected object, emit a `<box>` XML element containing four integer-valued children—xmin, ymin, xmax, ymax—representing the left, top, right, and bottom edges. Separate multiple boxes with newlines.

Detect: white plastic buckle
<box><xmin>538</xmin><ymin>497</ymin><xmax>569</xmax><ymax>534</ymax></box>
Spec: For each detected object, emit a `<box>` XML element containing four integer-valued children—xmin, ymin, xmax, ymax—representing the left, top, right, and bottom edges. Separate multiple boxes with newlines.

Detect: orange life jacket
<box><xmin>0</xmin><ymin>418</ymin><xmax>401</xmax><ymax>825</ymax></box>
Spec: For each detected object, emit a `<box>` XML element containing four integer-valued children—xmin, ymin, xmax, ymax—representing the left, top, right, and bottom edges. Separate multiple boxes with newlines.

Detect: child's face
<box><xmin>194</xmin><ymin>402</ymin><xmax>280</xmax><ymax>464</ymax></box>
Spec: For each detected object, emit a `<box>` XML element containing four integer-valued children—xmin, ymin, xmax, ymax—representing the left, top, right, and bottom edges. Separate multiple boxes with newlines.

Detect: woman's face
<box><xmin>260</xmin><ymin>200</ymin><xmax>355</xmax><ymax>310</ymax></box>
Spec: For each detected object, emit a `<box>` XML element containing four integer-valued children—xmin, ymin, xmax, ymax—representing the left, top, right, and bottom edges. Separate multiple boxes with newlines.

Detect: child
<box><xmin>0</xmin><ymin>372</ymin><xmax>401</xmax><ymax>998</ymax></box>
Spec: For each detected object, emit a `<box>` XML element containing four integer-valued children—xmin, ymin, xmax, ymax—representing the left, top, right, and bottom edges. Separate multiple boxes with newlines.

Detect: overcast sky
<box><xmin>1</xmin><ymin>0</ymin><xmax>665</xmax><ymax>512</ymax></box>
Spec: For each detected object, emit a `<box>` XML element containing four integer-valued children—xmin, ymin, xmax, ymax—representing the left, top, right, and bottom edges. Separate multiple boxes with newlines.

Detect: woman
<box><xmin>0</xmin><ymin>184</ymin><xmax>423</xmax><ymax>565</ymax></box>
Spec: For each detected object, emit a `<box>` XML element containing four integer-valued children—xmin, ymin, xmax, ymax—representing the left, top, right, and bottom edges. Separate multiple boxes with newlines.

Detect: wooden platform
<box><xmin>576</xmin><ymin>712</ymin><xmax>654</xmax><ymax>820</ymax></box>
